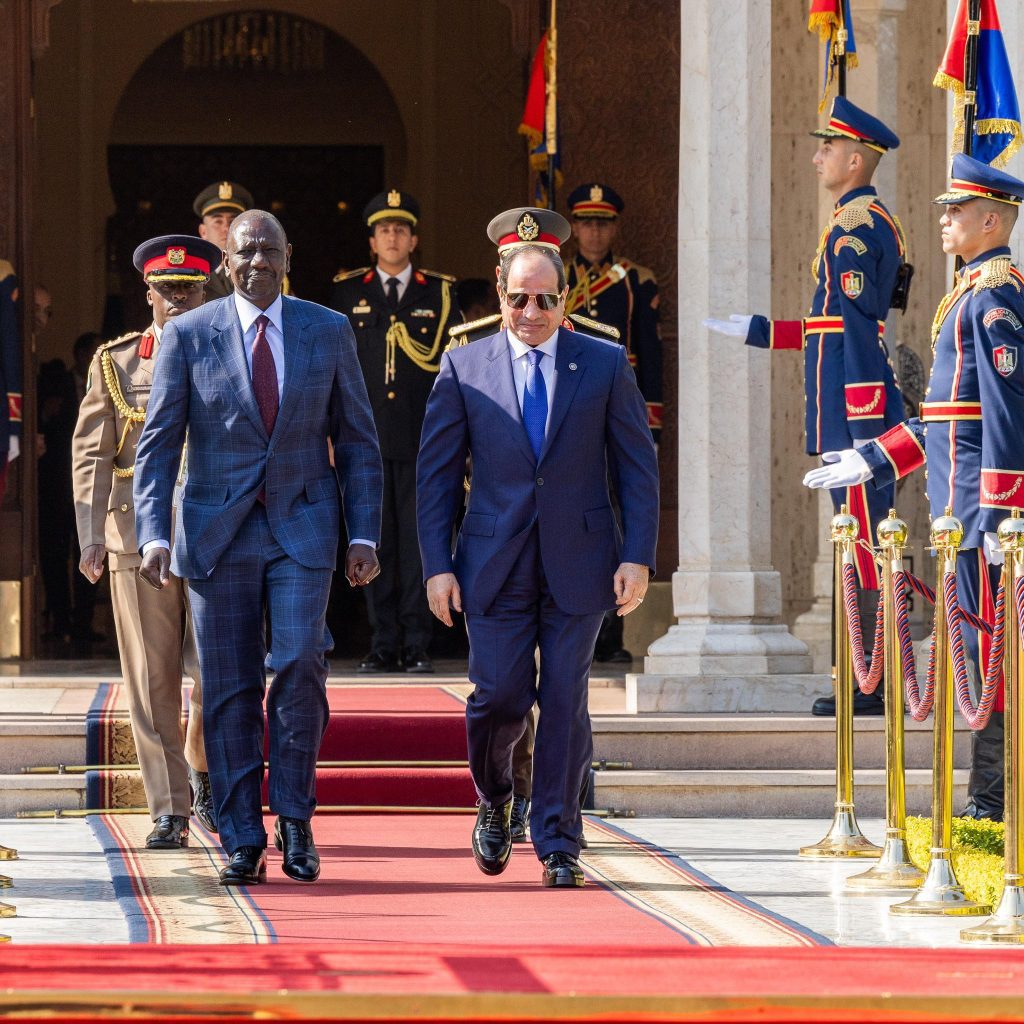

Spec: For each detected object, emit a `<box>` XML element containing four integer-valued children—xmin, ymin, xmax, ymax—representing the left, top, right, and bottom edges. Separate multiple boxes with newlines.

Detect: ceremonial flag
<box><xmin>935</xmin><ymin>0</ymin><xmax>1021</xmax><ymax>167</ymax></box>
<box><xmin>518</xmin><ymin>28</ymin><xmax>560</xmax><ymax>206</ymax></box>
<box><xmin>808</xmin><ymin>0</ymin><xmax>858</xmax><ymax>111</ymax></box>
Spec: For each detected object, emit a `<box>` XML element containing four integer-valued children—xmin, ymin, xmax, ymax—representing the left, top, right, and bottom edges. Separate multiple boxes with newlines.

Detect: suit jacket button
<box><xmin>421</xmin><ymin>327</ymin><xmax>428</xmax><ymax>334</ymax></box>
<box><xmin>120</xmin><ymin>503</ymin><xmax>128</xmax><ymax>513</ymax></box>
<box><xmin>536</xmin><ymin>477</ymin><xmax>544</xmax><ymax>486</ymax></box>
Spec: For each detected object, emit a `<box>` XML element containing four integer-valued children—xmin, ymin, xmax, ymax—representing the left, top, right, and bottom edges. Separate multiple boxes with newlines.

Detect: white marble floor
<box><xmin>624</xmin><ymin>817</ymin><xmax>991</xmax><ymax>947</ymax></box>
<box><xmin>0</xmin><ymin>815</ymin><xmax>999</xmax><ymax>947</ymax></box>
<box><xmin>0</xmin><ymin>818</ymin><xmax>127</xmax><ymax>943</ymax></box>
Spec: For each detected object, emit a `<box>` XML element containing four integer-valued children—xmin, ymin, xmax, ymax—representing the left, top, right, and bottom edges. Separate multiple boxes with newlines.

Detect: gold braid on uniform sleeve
<box><xmin>100</xmin><ymin>350</ymin><xmax>145</xmax><ymax>478</ymax></box>
<box><xmin>384</xmin><ymin>279</ymin><xmax>452</xmax><ymax>383</ymax></box>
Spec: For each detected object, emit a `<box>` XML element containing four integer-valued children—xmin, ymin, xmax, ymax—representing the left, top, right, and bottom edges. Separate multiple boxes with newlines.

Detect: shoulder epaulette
<box><xmin>832</xmin><ymin>194</ymin><xmax>875</xmax><ymax>233</ymax></box>
<box><xmin>448</xmin><ymin>313</ymin><xmax>502</xmax><ymax>341</ymax></box>
<box><xmin>567</xmin><ymin>314</ymin><xmax>621</xmax><ymax>341</ymax></box>
<box><xmin>418</xmin><ymin>268</ymin><xmax>457</xmax><ymax>283</ymax></box>
<box><xmin>976</xmin><ymin>256</ymin><xmax>1017</xmax><ymax>292</ymax></box>
<box><xmin>332</xmin><ymin>266</ymin><xmax>370</xmax><ymax>284</ymax></box>
<box><xmin>99</xmin><ymin>331</ymin><xmax>143</xmax><ymax>353</ymax></box>
<box><xmin>629</xmin><ymin>261</ymin><xmax>657</xmax><ymax>287</ymax></box>
<box><xmin>0</xmin><ymin>259</ymin><xmax>14</xmax><ymax>284</ymax></box>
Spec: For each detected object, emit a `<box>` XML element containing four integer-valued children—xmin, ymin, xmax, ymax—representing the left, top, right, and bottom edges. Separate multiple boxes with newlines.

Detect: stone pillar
<box><xmin>791</xmin><ymin>0</ymin><xmax>908</xmax><ymax>672</ymax></box>
<box><xmin>627</xmin><ymin>0</ymin><xmax>818</xmax><ymax>714</ymax></box>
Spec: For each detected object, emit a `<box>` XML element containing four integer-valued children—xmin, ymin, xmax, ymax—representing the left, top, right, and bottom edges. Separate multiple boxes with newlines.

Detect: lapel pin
<box><xmin>569</xmin><ymin>362</ymin><xmax>577</xmax><ymax>371</ymax></box>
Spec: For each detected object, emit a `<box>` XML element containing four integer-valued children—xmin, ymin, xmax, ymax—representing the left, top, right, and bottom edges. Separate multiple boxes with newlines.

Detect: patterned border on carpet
<box><xmin>89</xmin><ymin>815</ymin><xmax>276</xmax><ymax>943</ymax></box>
<box><xmin>579</xmin><ymin>817</ymin><xmax>831</xmax><ymax>947</ymax></box>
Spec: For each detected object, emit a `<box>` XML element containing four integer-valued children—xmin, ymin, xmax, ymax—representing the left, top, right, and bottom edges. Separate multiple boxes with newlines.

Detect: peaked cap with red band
<box><xmin>132</xmin><ymin>234</ymin><xmax>222</xmax><ymax>283</ymax></box>
<box><xmin>567</xmin><ymin>182</ymin><xmax>624</xmax><ymax>220</ymax></box>
<box><xmin>811</xmin><ymin>95</ymin><xmax>900</xmax><ymax>154</ymax></box>
<box><xmin>486</xmin><ymin>207</ymin><xmax>571</xmax><ymax>255</ymax></box>
<box><xmin>934</xmin><ymin>152</ymin><xmax>1024</xmax><ymax>207</ymax></box>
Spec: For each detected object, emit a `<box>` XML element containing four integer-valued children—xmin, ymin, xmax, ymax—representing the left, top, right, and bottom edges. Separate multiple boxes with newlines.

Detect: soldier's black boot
<box><xmin>960</xmin><ymin>711</ymin><xmax>1004</xmax><ymax>821</ymax></box>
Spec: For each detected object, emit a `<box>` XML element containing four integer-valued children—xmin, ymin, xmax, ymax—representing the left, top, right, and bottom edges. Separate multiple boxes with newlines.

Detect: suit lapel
<box><xmin>274</xmin><ymin>297</ymin><xmax>313</xmax><ymax>444</ymax></box>
<box><xmin>210</xmin><ymin>299</ymin><xmax>269</xmax><ymax>441</ymax></box>
<box><xmin>539</xmin><ymin>327</ymin><xmax>585</xmax><ymax>463</ymax></box>
<box><xmin>486</xmin><ymin>330</ymin><xmax>536</xmax><ymax>467</ymax></box>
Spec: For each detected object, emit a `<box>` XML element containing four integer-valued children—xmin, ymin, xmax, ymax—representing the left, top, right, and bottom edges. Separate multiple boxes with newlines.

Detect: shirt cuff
<box><xmin>142</xmin><ymin>540</ymin><xmax>170</xmax><ymax>556</ymax></box>
<box><xmin>348</xmin><ymin>538</ymin><xmax>377</xmax><ymax>549</ymax></box>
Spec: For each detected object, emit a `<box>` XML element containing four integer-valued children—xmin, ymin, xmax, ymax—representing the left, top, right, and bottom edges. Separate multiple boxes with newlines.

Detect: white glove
<box><xmin>984</xmin><ymin>531</ymin><xmax>1005</xmax><ymax>566</ymax></box>
<box><xmin>703</xmin><ymin>314</ymin><xmax>753</xmax><ymax>338</ymax></box>
<box><xmin>803</xmin><ymin>449</ymin><xmax>873</xmax><ymax>490</ymax></box>
<box><xmin>6</xmin><ymin>436</ymin><xmax>18</xmax><ymax>464</ymax></box>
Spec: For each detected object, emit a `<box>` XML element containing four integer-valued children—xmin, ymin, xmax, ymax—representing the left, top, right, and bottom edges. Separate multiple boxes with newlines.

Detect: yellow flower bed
<box><xmin>905</xmin><ymin>815</ymin><xmax>1006</xmax><ymax>907</ymax></box>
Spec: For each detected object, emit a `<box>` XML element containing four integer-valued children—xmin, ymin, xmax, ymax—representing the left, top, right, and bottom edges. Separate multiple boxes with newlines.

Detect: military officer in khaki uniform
<box><xmin>73</xmin><ymin>235</ymin><xmax>220</xmax><ymax>849</ymax></box>
<box><xmin>194</xmin><ymin>181</ymin><xmax>254</xmax><ymax>301</ymax></box>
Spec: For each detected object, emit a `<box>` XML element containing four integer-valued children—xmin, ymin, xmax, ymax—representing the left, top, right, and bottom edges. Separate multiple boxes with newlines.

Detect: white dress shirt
<box><xmin>507</xmin><ymin>328</ymin><xmax>558</xmax><ymax>434</ymax></box>
<box><xmin>234</xmin><ymin>291</ymin><xmax>285</xmax><ymax>402</ymax></box>
<box><xmin>376</xmin><ymin>262</ymin><xmax>413</xmax><ymax>303</ymax></box>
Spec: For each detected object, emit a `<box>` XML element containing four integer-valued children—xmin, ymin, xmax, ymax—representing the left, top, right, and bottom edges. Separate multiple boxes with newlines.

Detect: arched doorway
<box><xmin>105</xmin><ymin>10</ymin><xmax>407</xmax><ymax>331</ymax></box>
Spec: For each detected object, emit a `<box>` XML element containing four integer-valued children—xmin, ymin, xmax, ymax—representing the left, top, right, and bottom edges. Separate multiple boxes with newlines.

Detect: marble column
<box><xmin>791</xmin><ymin>0</ymin><xmax>908</xmax><ymax>672</ymax></box>
<box><xmin>626</xmin><ymin>0</ymin><xmax>818</xmax><ymax>714</ymax></box>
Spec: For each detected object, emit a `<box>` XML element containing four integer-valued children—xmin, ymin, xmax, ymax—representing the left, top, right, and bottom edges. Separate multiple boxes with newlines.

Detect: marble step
<box><xmin>0</xmin><ymin>774</ymin><xmax>86</xmax><ymax>817</ymax></box>
<box><xmin>593</xmin><ymin>768</ymin><xmax>969</xmax><ymax>819</ymax></box>
<box><xmin>591</xmin><ymin>714</ymin><xmax>971</xmax><ymax>771</ymax></box>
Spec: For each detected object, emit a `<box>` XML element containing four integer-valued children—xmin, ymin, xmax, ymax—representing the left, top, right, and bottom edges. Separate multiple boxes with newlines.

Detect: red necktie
<box><xmin>251</xmin><ymin>314</ymin><xmax>279</xmax><ymax>436</ymax></box>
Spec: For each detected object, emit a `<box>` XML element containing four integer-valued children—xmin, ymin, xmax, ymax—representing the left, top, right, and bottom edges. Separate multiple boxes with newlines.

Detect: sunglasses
<box><xmin>503</xmin><ymin>291</ymin><xmax>562</xmax><ymax>310</ymax></box>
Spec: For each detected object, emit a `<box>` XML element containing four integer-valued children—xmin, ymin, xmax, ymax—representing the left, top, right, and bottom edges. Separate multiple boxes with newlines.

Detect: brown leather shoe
<box><xmin>145</xmin><ymin>814</ymin><xmax>189</xmax><ymax>850</ymax></box>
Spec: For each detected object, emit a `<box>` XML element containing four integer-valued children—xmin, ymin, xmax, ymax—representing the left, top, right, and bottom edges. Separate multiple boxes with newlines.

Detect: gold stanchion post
<box><xmin>962</xmin><ymin>508</ymin><xmax>1024</xmax><ymax>941</ymax></box>
<box><xmin>891</xmin><ymin>508</ymin><xmax>990</xmax><ymax>916</ymax></box>
<box><xmin>800</xmin><ymin>506</ymin><xmax>882</xmax><ymax>858</ymax></box>
<box><xmin>0</xmin><ymin>844</ymin><xmax>16</xmax><ymax>861</ymax></box>
<box><xmin>847</xmin><ymin>510</ymin><xmax>924</xmax><ymax>890</ymax></box>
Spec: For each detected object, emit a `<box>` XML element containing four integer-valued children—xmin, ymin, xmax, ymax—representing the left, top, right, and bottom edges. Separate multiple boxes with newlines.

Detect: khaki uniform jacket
<box><xmin>72</xmin><ymin>327</ymin><xmax>158</xmax><ymax>570</ymax></box>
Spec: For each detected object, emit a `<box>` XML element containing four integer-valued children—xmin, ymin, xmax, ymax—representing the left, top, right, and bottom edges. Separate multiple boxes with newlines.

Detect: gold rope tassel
<box><xmin>101</xmin><ymin>350</ymin><xmax>145</xmax><ymax>478</ymax></box>
<box><xmin>384</xmin><ymin>280</ymin><xmax>452</xmax><ymax>384</ymax></box>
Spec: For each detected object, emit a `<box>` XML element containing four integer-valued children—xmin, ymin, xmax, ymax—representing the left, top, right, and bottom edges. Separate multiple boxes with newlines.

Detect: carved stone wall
<box><xmin>559</xmin><ymin>0</ymin><xmax>681</xmax><ymax>571</ymax></box>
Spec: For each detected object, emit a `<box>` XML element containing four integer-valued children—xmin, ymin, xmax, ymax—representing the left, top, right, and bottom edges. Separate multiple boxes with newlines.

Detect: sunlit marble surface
<box><xmin>624</xmin><ymin>817</ymin><xmax>986</xmax><ymax>947</ymax></box>
<box><xmin>0</xmin><ymin>818</ymin><xmax>128</xmax><ymax>943</ymax></box>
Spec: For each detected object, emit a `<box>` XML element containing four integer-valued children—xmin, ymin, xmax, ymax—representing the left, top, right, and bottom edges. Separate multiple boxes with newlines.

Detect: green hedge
<box><xmin>905</xmin><ymin>815</ymin><xmax>1005</xmax><ymax>906</ymax></box>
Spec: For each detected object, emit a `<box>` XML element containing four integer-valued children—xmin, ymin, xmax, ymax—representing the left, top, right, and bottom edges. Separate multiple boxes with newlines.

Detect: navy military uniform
<box><xmin>745</xmin><ymin>98</ymin><xmax>907</xmax><ymax>591</ymax></box>
<box><xmin>565</xmin><ymin>184</ymin><xmax>662</xmax><ymax>440</ymax></box>
<box><xmin>331</xmin><ymin>191</ymin><xmax>461</xmax><ymax>670</ymax></box>
<box><xmin>862</xmin><ymin>155</ymin><xmax>1024</xmax><ymax>820</ymax></box>
<box><xmin>0</xmin><ymin>260</ymin><xmax>22</xmax><ymax>503</ymax></box>
<box><xmin>192</xmin><ymin>181</ymin><xmax>253</xmax><ymax>301</ymax></box>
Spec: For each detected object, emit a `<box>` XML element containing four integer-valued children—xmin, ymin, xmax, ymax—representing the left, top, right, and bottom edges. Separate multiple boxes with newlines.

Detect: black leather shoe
<box><xmin>509</xmin><ymin>794</ymin><xmax>530</xmax><ymax>843</ymax></box>
<box><xmin>358</xmin><ymin>650</ymin><xmax>399</xmax><ymax>674</ymax></box>
<box><xmin>219</xmin><ymin>846</ymin><xmax>267</xmax><ymax>886</ymax></box>
<box><xmin>187</xmin><ymin>764</ymin><xmax>217</xmax><ymax>833</ymax></box>
<box><xmin>960</xmin><ymin>712</ymin><xmax>1004</xmax><ymax>822</ymax></box>
<box><xmin>402</xmin><ymin>647</ymin><xmax>435</xmax><ymax>674</ymax></box>
<box><xmin>145</xmin><ymin>814</ymin><xmax>189</xmax><ymax>849</ymax></box>
<box><xmin>472</xmin><ymin>801</ymin><xmax>513</xmax><ymax>875</ymax></box>
<box><xmin>593</xmin><ymin>647</ymin><xmax>633</xmax><ymax>664</ymax></box>
<box><xmin>542</xmin><ymin>851</ymin><xmax>585</xmax><ymax>888</ymax></box>
<box><xmin>811</xmin><ymin>689</ymin><xmax>886</xmax><ymax>717</ymax></box>
<box><xmin>275</xmin><ymin>817</ymin><xmax>321</xmax><ymax>882</ymax></box>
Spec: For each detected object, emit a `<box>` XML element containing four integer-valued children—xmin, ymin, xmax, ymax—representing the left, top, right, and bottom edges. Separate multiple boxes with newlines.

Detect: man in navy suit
<box><xmin>417</xmin><ymin>209</ymin><xmax>659</xmax><ymax>887</ymax></box>
<box><xmin>134</xmin><ymin>211</ymin><xmax>383</xmax><ymax>886</ymax></box>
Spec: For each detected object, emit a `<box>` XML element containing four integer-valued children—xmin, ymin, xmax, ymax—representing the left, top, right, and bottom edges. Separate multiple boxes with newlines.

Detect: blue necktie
<box><xmin>523</xmin><ymin>348</ymin><xmax>547</xmax><ymax>460</ymax></box>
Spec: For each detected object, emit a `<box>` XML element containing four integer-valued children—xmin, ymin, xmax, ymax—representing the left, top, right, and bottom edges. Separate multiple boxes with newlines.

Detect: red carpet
<box><xmin>4</xmin><ymin>944</ymin><xmax>1024</xmax><ymax>1022</ymax></box>
<box><xmin>87</xmin><ymin>685</ymin><xmax>472</xmax><ymax>809</ymax></box>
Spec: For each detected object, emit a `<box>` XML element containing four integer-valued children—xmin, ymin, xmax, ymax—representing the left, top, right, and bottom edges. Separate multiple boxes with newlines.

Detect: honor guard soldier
<box><xmin>72</xmin><ymin>235</ymin><xmax>218</xmax><ymax>849</ymax></box>
<box><xmin>706</xmin><ymin>96</ymin><xmax>910</xmax><ymax>716</ymax></box>
<box><xmin>193</xmin><ymin>181</ymin><xmax>254</xmax><ymax>300</ymax></box>
<box><xmin>448</xmin><ymin>207</ymin><xmax>621</xmax><ymax>846</ymax></box>
<box><xmin>565</xmin><ymin>183</ymin><xmax>661</xmax><ymax>664</ymax></box>
<box><xmin>0</xmin><ymin>259</ymin><xmax>22</xmax><ymax>502</ymax></box>
<box><xmin>807</xmin><ymin>154</ymin><xmax>1024</xmax><ymax>821</ymax></box>
<box><xmin>331</xmin><ymin>190</ymin><xmax>462</xmax><ymax>673</ymax></box>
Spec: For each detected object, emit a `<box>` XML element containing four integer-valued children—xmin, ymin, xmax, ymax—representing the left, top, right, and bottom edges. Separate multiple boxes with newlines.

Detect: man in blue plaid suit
<box><xmin>134</xmin><ymin>212</ymin><xmax>383</xmax><ymax>886</ymax></box>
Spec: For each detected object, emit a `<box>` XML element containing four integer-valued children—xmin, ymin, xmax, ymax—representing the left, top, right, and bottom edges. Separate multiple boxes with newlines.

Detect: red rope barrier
<box><xmin>893</xmin><ymin>569</ymin><xmax>935</xmax><ymax>721</ymax></box>
<box><xmin>840</xmin><ymin>560</ymin><xmax>884</xmax><ymax>693</ymax></box>
<box><xmin>945</xmin><ymin>570</ymin><xmax>1003</xmax><ymax>731</ymax></box>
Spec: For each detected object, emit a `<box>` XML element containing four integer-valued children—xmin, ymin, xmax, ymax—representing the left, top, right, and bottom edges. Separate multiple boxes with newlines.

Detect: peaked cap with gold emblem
<box><xmin>486</xmin><ymin>207</ymin><xmax>571</xmax><ymax>255</ymax></box>
<box><xmin>567</xmin><ymin>182</ymin><xmax>624</xmax><ymax>220</ymax></box>
<box><xmin>192</xmin><ymin>180</ymin><xmax>254</xmax><ymax>218</ymax></box>
<box><xmin>364</xmin><ymin>189</ymin><xmax>421</xmax><ymax>230</ymax></box>
<box><xmin>132</xmin><ymin>235</ymin><xmax>222</xmax><ymax>284</ymax></box>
